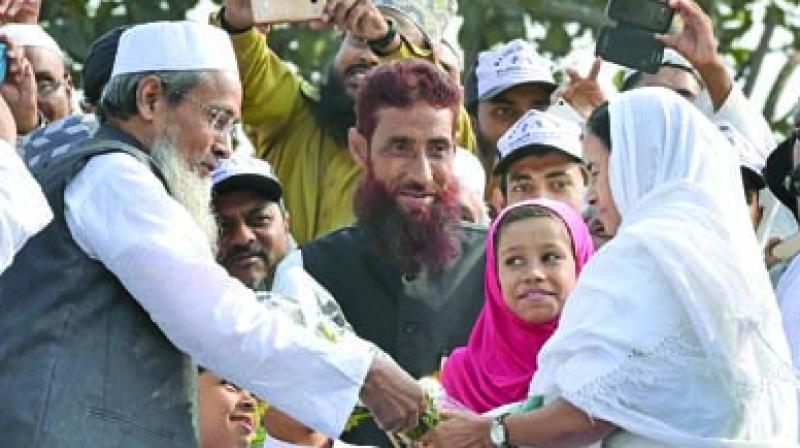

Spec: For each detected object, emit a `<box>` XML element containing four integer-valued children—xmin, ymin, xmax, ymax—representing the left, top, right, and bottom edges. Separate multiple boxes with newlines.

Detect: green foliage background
<box><xmin>39</xmin><ymin>0</ymin><xmax>800</xmax><ymax>131</ymax></box>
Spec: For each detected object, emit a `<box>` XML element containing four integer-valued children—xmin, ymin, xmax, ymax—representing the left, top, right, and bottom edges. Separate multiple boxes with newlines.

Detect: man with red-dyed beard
<box><xmin>273</xmin><ymin>60</ymin><xmax>486</xmax><ymax>447</ymax></box>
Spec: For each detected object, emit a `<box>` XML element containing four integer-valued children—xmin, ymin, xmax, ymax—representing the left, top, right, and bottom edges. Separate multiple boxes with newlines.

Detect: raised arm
<box><xmin>216</xmin><ymin>1</ymin><xmax>313</xmax><ymax>145</ymax></box>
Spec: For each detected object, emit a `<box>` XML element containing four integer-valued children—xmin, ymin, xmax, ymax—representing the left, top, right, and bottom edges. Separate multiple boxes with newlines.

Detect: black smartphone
<box><xmin>596</xmin><ymin>25</ymin><xmax>664</xmax><ymax>74</ymax></box>
<box><xmin>606</xmin><ymin>0</ymin><xmax>674</xmax><ymax>33</ymax></box>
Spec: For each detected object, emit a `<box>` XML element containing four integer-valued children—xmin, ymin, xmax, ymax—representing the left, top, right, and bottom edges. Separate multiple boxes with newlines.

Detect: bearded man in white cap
<box><xmin>0</xmin><ymin>21</ymin><xmax>423</xmax><ymax>448</ymax></box>
<box><xmin>0</xmin><ymin>23</ymin><xmax>73</xmax><ymax>122</ymax></box>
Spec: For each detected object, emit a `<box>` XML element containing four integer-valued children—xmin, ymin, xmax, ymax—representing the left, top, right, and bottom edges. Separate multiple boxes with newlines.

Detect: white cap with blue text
<box><xmin>475</xmin><ymin>39</ymin><xmax>556</xmax><ymax>102</ymax></box>
<box><xmin>111</xmin><ymin>21</ymin><xmax>238</xmax><ymax>78</ymax></box>
<box><xmin>496</xmin><ymin>109</ymin><xmax>583</xmax><ymax>173</ymax></box>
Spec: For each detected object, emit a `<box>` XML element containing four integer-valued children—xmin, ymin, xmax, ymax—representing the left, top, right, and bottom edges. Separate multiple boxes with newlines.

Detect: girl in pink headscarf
<box><xmin>440</xmin><ymin>198</ymin><xmax>594</xmax><ymax>413</ymax></box>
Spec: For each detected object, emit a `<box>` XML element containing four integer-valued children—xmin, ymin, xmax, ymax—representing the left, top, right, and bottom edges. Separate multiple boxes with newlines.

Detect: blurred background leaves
<box><xmin>38</xmin><ymin>0</ymin><xmax>800</xmax><ymax>132</ymax></box>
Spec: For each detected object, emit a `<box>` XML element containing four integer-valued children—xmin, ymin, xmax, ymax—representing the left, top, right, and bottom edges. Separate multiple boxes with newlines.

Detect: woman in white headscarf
<box><xmin>423</xmin><ymin>87</ymin><xmax>797</xmax><ymax>447</ymax></box>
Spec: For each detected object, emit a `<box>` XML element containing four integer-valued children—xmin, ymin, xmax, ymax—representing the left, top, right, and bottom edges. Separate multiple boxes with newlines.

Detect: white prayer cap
<box><xmin>111</xmin><ymin>21</ymin><xmax>238</xmax><ymax>78</ymax></box>
<box><xmin>475</xmin><ymin>39</ymin><xmax>556</xmax><ymax>102</ymax></box>
<box><xmin>0</xmin><ymin>24</ymin><xmax>62</xmax><ymax>56</ymax></box>
<box><xmin>495</xmin><ymin>109</ymin><xmax>583</xmax><ymax>174</ymax></box>
<box><xmin>453</xmin><ymin>148</ymin><xmax>486</xmax><ymax>201</ymax></box>
<box><xmin>717</xmin><ymin>121</ymin><xmax>766</xmax><ymax>188</ymax></box>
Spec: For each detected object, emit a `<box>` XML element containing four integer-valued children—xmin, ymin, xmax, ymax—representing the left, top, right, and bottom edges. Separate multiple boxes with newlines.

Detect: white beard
<box><xmin>150</xmin><ymin>136</ymin><xmax>219</xmax><ymax>254</ymax></box>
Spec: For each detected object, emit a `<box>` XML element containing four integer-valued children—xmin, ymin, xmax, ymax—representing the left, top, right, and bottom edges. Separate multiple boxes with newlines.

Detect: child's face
<box><xmin>497</xmin><ymin>216</ymin><xmax>577</xmax><ymax>324</ymax></box>
<box><xmin>198</xmin><ymin>371</ymin><xmax>257</xmax><ymax>448</ymax></box>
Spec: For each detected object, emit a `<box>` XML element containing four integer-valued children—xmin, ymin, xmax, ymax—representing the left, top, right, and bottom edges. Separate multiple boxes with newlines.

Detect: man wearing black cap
<box><xmin>212</xmin><ymin>154</ymin><xmax>293</xmax><ymax>292</ymax></box>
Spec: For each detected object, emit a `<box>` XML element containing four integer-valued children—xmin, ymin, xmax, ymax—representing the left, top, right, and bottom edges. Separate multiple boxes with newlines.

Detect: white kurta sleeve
<box><xmin>0</xmin><ymin>140</ymin><xmax>52</xmax><ymax>273</ymax></box>
<box><xmin>697</xmin><ymin>86</ymin><xmax>774</xmax><ymax>156</ymax></box>
<box><xmin>64</xmin><ymin>152</ymin><xmax>372</xmax><ymax>437</ymax></box>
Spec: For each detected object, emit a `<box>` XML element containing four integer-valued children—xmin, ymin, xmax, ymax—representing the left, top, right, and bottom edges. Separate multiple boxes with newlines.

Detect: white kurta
<box><xmin>64</xmin><ymin>152</ymin><xmax>373</xmax><ymax>437</ymax></box>
<box><xmin>531</xmin><ymin>88</ymin><xmax>798</xmax><ymax>447</ymax></box>
<box><xmin>0</xmin><ymin>140</ymin><xmax>52</xmax><ymax>273</ymax></box>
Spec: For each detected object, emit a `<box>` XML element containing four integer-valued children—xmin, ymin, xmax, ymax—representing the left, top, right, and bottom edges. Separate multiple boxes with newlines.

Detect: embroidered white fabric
<box><xmin>531</xmin><ymin>88</ymin><xmax>798</xmax><ymax>447</ymax></box>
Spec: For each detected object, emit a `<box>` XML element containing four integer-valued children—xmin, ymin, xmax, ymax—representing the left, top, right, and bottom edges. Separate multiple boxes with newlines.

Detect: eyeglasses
<box><xmin>183</xmin><ymin>96</ymin><xmax>238</xmax><ymax>136</ymax></box>
<box><xmin>36</xmin><ymin>78</ymin><xmax>63</xmax><ymax>98</ymax></box>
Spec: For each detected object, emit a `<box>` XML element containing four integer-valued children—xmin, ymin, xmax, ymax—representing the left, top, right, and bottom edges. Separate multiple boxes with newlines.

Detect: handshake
<box><xmin>358</xmin><ymin>350</ymin><xmax>434</xmax><ymax>437</ymax></box>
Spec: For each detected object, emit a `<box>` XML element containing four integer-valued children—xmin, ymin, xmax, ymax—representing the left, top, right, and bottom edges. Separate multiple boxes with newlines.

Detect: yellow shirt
<box><xmin>230</xmin><ymin>28</ymin><xmax>476</xmax><ymax>244</ymax></box>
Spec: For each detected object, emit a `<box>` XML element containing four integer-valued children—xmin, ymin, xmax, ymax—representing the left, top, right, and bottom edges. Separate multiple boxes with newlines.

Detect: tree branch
<box><xmin>741</xmin><ymin>5</ymin><xmax>778</xmax><ymax>96</ymax></box>
<box><xmin>521</xmin><ymin>1</ymin><xmax>610</xmax><ymax>31</ymax></box>
<box><xmin>763</xmin><ymin>50</ymin><xmax>800</xmax><ymax>123</ymax></box>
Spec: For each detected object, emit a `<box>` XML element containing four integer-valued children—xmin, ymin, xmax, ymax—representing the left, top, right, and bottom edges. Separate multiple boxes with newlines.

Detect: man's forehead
<box><xmin>191</xmin><ymin>71</ymin><xmax>243</xmax><ymax>115</ymax></box>
<box><xmin>509</xmin><ymin>151</ymin><xmax>582</xmax><ymax>172</ymax></box>
<box><xmin>374</xmin><ymin>104</ymin><xmax>455</xmax><ymax>132</ymax></box>
<box><xmin>640</xmin><ymin>67</ymin><xmax>701</xmax><ymax>95</ymax></box>
<box><xmin>485</xmin><ymin>83</ymin><xmax>551</xmax><ymax>105</ymax></box>
<box><xmin>215</xmin><ymin>189</ymin><xmax>279</xmax><ymax>210</ymax></box>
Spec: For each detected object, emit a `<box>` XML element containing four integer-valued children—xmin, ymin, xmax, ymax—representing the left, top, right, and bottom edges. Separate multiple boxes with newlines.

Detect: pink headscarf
<box><xmin>441</xmin><ymin>198</ymin><xmax>595</xmax><ymax>413</ymax></box>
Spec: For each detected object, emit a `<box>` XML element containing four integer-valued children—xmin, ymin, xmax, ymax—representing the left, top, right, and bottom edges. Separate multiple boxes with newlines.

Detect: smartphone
<box><xmin>596</xmin><ymin>25</ymin><xmax>664</xmax><ymax>74</ymax></box>
<box><xmin>0</xmin><ymin>43</ymin><xmax>6</xmax><ymax>85</ymax></box>
<box><xmin>251</xmin><ymin>0</ymin><xmax>326</xmax><ymax>24</ymax></box>
<box><xmin>606</xmin><ymin>0</ymin><xmax>674</xmax><ymax>33</ymax></box>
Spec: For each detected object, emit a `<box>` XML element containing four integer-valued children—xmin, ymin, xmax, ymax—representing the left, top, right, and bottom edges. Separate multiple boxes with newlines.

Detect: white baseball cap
<box><xmin>495</xmin><ymin>109</ymin><xmax>583</xmax><ymax>174</ymax></box>
<box><xmin>0</xmin><ymin>24</ymin><xmax>62</xmax><ymax>57</ymax></box>
<box><xmin>111</xmin><ymin>21</ymin><xmax>238</xmax><ymax>78</ymax></box>
<box><xmin>212</xmin><ymin>154</ymin><xmax>283</xmax><ymax>202</ymax></box>
<box><xmin>474</xmin><ymin>39</ymin><xmax>556</xmax><ymax>102</ymax></box>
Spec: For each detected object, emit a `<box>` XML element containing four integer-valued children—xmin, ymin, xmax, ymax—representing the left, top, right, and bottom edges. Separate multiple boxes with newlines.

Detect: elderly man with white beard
<box><xmin>0</xmin><ymin>21</ymin><xmax>424</xmax><ymax>448</ymax></box>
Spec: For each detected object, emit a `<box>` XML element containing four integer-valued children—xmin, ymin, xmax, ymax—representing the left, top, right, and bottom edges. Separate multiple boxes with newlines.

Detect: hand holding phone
<box><xmin>596</xmin><ymin>0</ymin><xmax>674</xmax><ymax>74</ymax></box>
<box><xmin>251</xmin><ymin>0</ymin><xmax>325</xmax><ymax>24</ymax></box>
<box><xmin>654</xmin><ymin>0</ymin><xmax>720</xmax><ymax>70</ymax></box>
<box><xmin>606</xmin><ymin>0</ymin><xmax>673</xmax><ymax>33</ymax></box>
<box><xmin>596</xmin><ymin>26</ymin><xmax>664</xmax><ymax>74</ymax></box>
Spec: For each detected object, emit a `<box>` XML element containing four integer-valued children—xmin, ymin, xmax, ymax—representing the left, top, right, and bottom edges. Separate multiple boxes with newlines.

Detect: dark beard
<box><xmin>311</xmin><ymin>67</ymin><xmax>357</xmax><ymax>146</ymax></box>
<box><xmin>353</xmin><ymin>173</ymin><xmax>463</xmax><ymax>274</ymax></box>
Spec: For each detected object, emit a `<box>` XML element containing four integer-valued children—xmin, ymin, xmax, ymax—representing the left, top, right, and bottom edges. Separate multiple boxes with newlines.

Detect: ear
<box><xmin>348</xmin><ymin>127</ymin><xmax>369</xmax><ymax>169</ymax></box>
<box><xmin>136</xmin><ymin>75</ymin><xmax>165</xmax><ymax>122</ymax></box>
<box><xmin>283</xmin><ymin>211</ymin><xmax>291</xmax><ymax>233</ymax></box>
<box><xmin>63</xmin><ymin>73</ymin><xmax>75</xmax><ymax>100</ymax></box>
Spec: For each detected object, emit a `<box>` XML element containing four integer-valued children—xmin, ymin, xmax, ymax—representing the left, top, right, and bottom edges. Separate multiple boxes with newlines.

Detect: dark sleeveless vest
<box><xmin>0</xmin><ymin>126</ymin><xmax>198</xmax><ymax>448</ymax></box>
<box><xmin>302</xmin><ymin>223</ymin><xmax>487</xmax><ymax>446</ymax></box>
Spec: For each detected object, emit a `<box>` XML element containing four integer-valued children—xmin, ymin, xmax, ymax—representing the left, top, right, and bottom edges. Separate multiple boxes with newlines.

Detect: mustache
<box><xmin>344</xmin><ymin>62</ymin><xmax>378</xmax><ymax>78</ymax></box>
<box><xmin>221</xmin><ymin>243</ymin><xmax>269</xmax><ymax>265</ymax></box>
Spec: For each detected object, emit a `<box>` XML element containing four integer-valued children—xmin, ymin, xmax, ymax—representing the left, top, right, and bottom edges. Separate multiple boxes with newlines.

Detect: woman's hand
<box><xmin>420</xmin><ymin>411</ymin><xmax>493</xmax><ymax>448</ymax></box>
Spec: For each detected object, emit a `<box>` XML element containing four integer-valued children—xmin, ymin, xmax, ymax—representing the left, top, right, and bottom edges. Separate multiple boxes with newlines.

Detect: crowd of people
<box><xmin>0</xmin><ymin>0</ymin><xmax>799</xmax><ymax>447</ymax></box>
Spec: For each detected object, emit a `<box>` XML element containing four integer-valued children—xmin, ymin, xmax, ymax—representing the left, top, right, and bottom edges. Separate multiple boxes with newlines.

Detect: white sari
<box><xmin>530</xmin><ymin>88</ymin><xmax>798</xmax><ymax>447</ymax></box>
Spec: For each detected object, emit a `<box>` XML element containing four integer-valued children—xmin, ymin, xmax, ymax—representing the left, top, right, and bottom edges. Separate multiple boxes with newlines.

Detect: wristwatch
<box><xmin>489</xmin><ymin>413</ymin><xmax>510</xmax><ymax>448</ymax></box>
<box><xmin>367</xmin><ymin>18</ymin><xmax>397</xmax><ymax>54</ymax></box>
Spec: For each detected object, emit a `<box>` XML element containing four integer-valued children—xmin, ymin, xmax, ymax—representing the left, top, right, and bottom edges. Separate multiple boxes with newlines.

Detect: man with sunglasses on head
<box><xmin>0</xmin><ymin>22</ymin><xmax>424</xmax><ymax>447</ymax></box>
